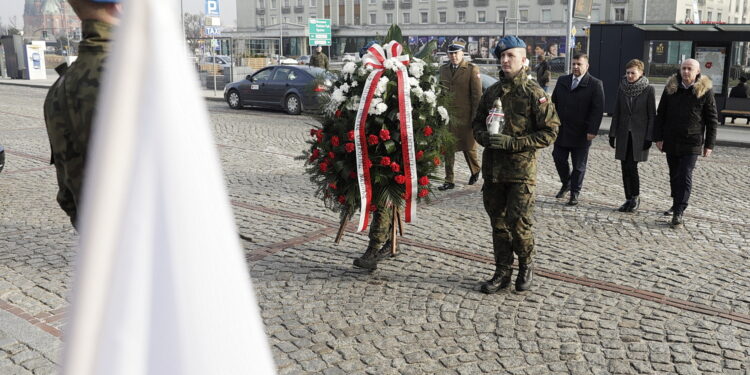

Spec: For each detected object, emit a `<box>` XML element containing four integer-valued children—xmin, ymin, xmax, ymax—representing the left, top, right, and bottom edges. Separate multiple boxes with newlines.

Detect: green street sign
<box><xmin>308</xmin><ymin>18</ymin><xmax>331</xmax><ymax>46</ymax></box>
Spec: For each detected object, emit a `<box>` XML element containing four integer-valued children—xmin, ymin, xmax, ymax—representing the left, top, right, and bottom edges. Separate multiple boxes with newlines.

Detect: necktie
<box><xmin>571</xmin><ymin>77</ymin><xmax>579</xmax><ymax>90</ymax></box>
<box><xmin>451</xmin><ymin>64</ymin><xmax>457</xmax><ymax>73</ymax></box>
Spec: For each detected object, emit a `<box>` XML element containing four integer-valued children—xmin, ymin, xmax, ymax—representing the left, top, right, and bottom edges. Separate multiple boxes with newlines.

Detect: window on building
<box><xmin>615</xmin><ymin>7</ymin><xmax>625</xmax><ymax>22</ymax></box>
<box><xmin>259</xmin><ymin>17</ymin><xmax>266</xmax><ymax>27</ymax></box>
<box><xmin>354</xmin><ymin>0</ymin><xmax>361</xmax><ymax>25</ymax></box>
<box><xmin>386</xmin><ymin>13</ymin><xmax>393</xmax><ymax>24</ymax></box>
<box><xmin>541</xmin><ymin>9</ymin><xmax>551</xmax><ymax>22</ymax></box>
<box><xmin>458</xmin><ymin>11</ymin><xmax>466</xmax><ymax>23</ymax></box>
<box><xmin>477</xmin><ymin>10</ymin><xmax>486</xmax><ymax>23</ymax></box>
<box><xmin>339</xmin><ymin>1</ymin><xmax>345</xmax><ymax>24</ymax></box>
<box><xmin>717</xmin><ymin>12</ymin><xmax>721</xmax><ymax>22</ymax></box>
<box><xmin>421</xmin><ymin>11</ymin><xmax>428</xmax><ymax>24</ymax></box>
<box><xmin>310</xmin><ymin>0</ymin><xmax>316</xmax><ymax>6</ymax></box>
<box><xmin>258</xmin><ymin>0</ymin><xmax>265</xmax><ymax>9</ymax></box>
<box><xmin>519</xmin><ymin>9</ymin><xmax>528</xmax><ymax>22</ymax></box>
<box><xmin>283</xmin><ymin>0</ymin><xmax>290</xmax><ymax>6</ymax></box>
<box><xmin>370</xmin><ymin>13</ymin><xmax>377</xmax><ymax>24</ymax></box>
<box><xmin>283</xmin><ymin>16</ymin><xmax>289</xmax><ymax>23</ymax></box>
<box><xmin>297</xmin><ymin>0</ymin><xmax>303</xmax><ymax>6</ymax></box>
<box><xmin>685</xmin><ymin>9</ymin><xmax>690</xmax><ymax>21</ymax></box>
<box><xmin>369</xmin><ymin>0</ymin><xmax>376</xmax><ymax>4</ymax></box>
<box><xmin>439</xmin><ymin>11</ymin><xmax>447</xmax><ymax>23</ymax></box>
<box><xmin>297</xmin><ymin>16</ymin><xmax>303</xmax><ymax>23</ymax></box>
<box><xmin>271</xmin><ymin>15</ymin><xmax>277</xmax><ymax>24</ymax></box>
<box><xmin>403</xmin><ymin>13</ymin><xmax>410</xmax><ymax>24</ymax></box>
<box><xmin>591</xmin><ymin>8</ymin><xmax>600</xmax><ymax>22</ymax></box>
<box><xmin>324</xmin><ymin>0</ymin><xmax>330</xmax><ymax>18</ymax></box>
<box><xmin>497</xmin><ymin>9</ymin><xmax>507</xmax><ymax>23</ymax></box>
<box><xmin>698</xmin><ymin>10</ymin><xmax>702</xmax><ymax>21</ymax></box>
<box><xmin>271</xmin><ymin>0</ymin><xmax>277</xmax><ymax>8</ymax></box>
<box><xmin>706</xmin><ymin>11</ymin><xmax>712</xmax><ymax>21</ymax></box>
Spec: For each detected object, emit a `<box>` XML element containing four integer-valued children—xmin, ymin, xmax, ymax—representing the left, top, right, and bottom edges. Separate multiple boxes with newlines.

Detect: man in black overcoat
<box><xmin>550</xmin><ymin>53</ymin><xmax>605</xmax><ymax>205</ymax></box>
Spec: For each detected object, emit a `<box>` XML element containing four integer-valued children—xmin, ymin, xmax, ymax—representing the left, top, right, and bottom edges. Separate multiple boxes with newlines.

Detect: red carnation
<box><xmin>364</xmin><ymin>158</ymin><xmax>373</xmax><ymax>169</ymax></box>
<box><xmin>328</xmin><ymin>182</ymin><xmax>337</xmax><ymax>189</ymax></box>
<box><xmin>380</xmin><ymin>156</ymin><xmax>391</xmax><ymax>166</ymax></box>
<box><xmin>369</xmin><ymin>204</ymin><xmax>377</xmax><ymax>212</ymax></box>
<box><xmin>310</xmin><ymin>128</ymin><xmax>317</xmax><ymax>137</ymax></box>
<box><xmin>349</xmin><ymin>171</ymin><xmax>357</xmax><ymax>179</ymax></box>
<box><xmin>337</xmin><ymin>195</ymin><xmax>346</xmax><ymax>204</ymax></box>
<box><xmin>433</xmin><ymin>157</ymin><xmax>441</xmax><ymax>166</ymax></box>
<box><xmin>390</xmin><ymin>162</ymin><xmax>400</xmax><ymax>172</ymax></box>
<box><xmin>316</xmin><ymin>132</ymin><xmax>324</xmax><ymax>143</ymax></box>
<box><xmin>335</xmin><ymin>109</ymin><xmax>342</xmax><ymax>118</ymax></box>
<box><xmin>345</xmin><ymin>142</ymin><xmax>355</xmax><ymax>153</ymax></box>
<box><xmin>348</xmin><ymin>130</ymin><xmax>355</xmax><ymax>141</ymax></box>
<box><xmin>310</xmin><ymin>148</ymin><xmax>320</xmax><ymax>161</ymax></box>
<box><xmin>328</xmin><ymin>152</ymin><xmax>335</xmax><ymax>160</ymax></box>
<box><xmin>367</xmin><ymin>134</ymin><xmax>379</xmax><ymax>145</ymax></box>
<box><xmin>331</xmin><ymin>136</ymin><xmax>340</xmax><ymax>147</ymax></box>
<box><xmin>379</xmin><ymin>129</ymin><xmax>391</xmax><ymax>141</ymax></box>
<box><xmin>416</xmin><ymin>150</ymin><xmax>424</xmax><ymax>160</ymax></box>
<box><xmin>394</xmin><ymin>174</ymin><xmax>406</xmax><ymax>184</ymax></box>
<box><xmin>419</xmin><ymin>176</ymin><xmax>429</xmax><ymax>186</ymax></box>
<box><xmin>319</xmin><ymin>162</ymin><xmax>330</xmax><ymax>172</ymax></box>
<box><xmin>423</xmin><ymin>126</ymin><xmax>433</xmax><ymax>136</ymax></box>
<box><xmin>418</xmin><ymin>189</ymin><xmax>429</xmax><ymax>198</ymax></box>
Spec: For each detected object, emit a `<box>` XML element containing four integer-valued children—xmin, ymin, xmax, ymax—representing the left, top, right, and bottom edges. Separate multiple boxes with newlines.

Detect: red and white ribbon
<box><xmin>353</xmin><ymin>41</ymin><xmax>417</xmax><ymax>232</ymax></box>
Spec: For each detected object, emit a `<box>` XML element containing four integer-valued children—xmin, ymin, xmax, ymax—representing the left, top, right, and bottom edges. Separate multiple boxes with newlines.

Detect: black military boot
<box><xmin>617</xmin><ymin>199</ymin><xmax>632</xmax><ymax>212</ymax></box>
<box><xmin>515</xmin><ymin>263</ymin><xmax>534</xmax><ymax>292</ymax></box>
<box><xmin>480</xmin><ymin>266</ymin><xmax>513</xmax><ymax>294</ymax></box>
<box><xmin>566</xmin><ymin>192</ymin><xmax>579</xmax><ymax>206</ymax></box>
<box><xmin>670</xmin><ymin>212</ymin><xmax>684</xmax><ymax>228</ymax></box>
<box><xmin>353</xmin><ymin>240</ymin><xmax>396</xmax><ymax>270</ymax></box>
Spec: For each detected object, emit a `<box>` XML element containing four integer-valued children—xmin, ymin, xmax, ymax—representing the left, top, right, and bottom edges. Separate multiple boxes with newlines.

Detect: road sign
<box><xmin>205</xmin><ymin>0</ymin><xmax>220</xmax><ymax>17</ymax></box>
<box><xmin>308</xmin><ymin>18</ymin><xmax>331</xmax><ymax>46</ymax></box>
<box><xmin>205</xmin><ymin>26</ymin><xmax>221</xmax><ymax>37</ymax></box>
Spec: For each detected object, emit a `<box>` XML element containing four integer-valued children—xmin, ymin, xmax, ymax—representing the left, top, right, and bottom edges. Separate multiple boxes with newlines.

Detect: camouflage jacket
<box><xmin>472</xmin><ymin>67</ymin><xmax>560</xmax><ymax>184</ymax></box>
<box><xmin>310</xmin><ymin>52</ymin><xmax>329</xmax><ymax>70</ymax></box>
<box><xmin>43</xmin><ymin>20</ymin><xmax>113</xmax><ymax>223</ymax></box>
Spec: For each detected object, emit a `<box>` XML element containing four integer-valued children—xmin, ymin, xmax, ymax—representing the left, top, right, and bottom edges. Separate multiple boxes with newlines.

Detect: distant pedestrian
<box><xmin>309</xmin><ymin>46</ymin><xmax>329</xmax><ymax>70</ymax></box>
<box><xmin>608</xmin><ymin>59</ymin><xmax>656</xmax><ymax>213</ymax></box>
<box><xmin>534</xmin><ymin>53</ymin><xmax>551</xmax><ymax>92</ymax></box>
<box><xmin>437</xmin><ymin>40</ymin><xmax>482</xmax><ymax>191</ymax></box>
<box><xmin>551</xmin><ymin>53</ymin><xmax>605</xmax><ymax>206</ymax></box>
<box><xmin>43</xmin><ymin>0</ymin><xmax>121</xmax><ymax>229</ymax></box>
<box><xmin>654</xmin><ymin>59</ymin><xmax>718</xmax><ymax>228</ymax></box>
<box><xmin>728</xmin><ymin>76</ymin><xmax>749</xmax><ymax>124</ymax></box>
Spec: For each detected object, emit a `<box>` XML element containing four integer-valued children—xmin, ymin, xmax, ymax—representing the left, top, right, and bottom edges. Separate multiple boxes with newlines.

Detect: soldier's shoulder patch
<box><xmin>539</xmin><ymin>96</ymin><xmax>548</xmax><ymax>104</ymax></box>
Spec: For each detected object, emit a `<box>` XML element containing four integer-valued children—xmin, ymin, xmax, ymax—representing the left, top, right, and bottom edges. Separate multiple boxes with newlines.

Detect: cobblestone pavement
<box><xmin>1</xmin><ymin>84</ymin><xmax>749</xmax><ymax>374</ymax></box>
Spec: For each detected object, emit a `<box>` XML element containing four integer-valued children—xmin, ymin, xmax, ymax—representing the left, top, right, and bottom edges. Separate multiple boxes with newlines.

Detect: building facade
<box><xmin>231</xmin><ymin>0</ymin><xmax>747</xmax><ymax>59</ymax></box>
<box><xmin>23</xmin><ymin>0</ymin><xmax>80</xmax><ymax>43</ymax></box>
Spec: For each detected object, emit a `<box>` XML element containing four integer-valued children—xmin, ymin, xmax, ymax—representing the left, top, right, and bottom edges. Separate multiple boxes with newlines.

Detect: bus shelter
<box><xmin>588</xmin><ymin>23</ymin><xmax>750</xmax><ymax>114</ymax></box>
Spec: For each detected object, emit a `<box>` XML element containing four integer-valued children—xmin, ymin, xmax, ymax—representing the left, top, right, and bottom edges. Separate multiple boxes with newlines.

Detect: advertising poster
<box><xmin>695</xmin><ymin>46</ymin><xmax>726</xmax><ymax>94</ymax></box>
<box><xmin>25</xmin><ymin>41</ymin><xmax>47</xmax><ymax>80</ymax></box>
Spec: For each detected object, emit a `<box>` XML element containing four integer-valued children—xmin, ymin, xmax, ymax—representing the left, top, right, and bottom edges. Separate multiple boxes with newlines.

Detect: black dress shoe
<box><xmin>617</xmin><ymin>200</ymin><xmax>632</xmax><ymax>212</ymax></box>
<box><xmin>468</xmin><ymin>172</ymin><xmax>480</xmax><ymax>185</ymax></box>
<box><xmin>515</xmin><ymin>264</ymin><xmax>534</xmax><ymax>292</ymax></box>
<box><xmin>437</xmin><ymin>182</ymin><xmax>455</xmax><ymax>191</ymax></box>
<box><xmin>566</xmin><ymin>192</ymin><xmax>579</xmax><ymax>206</ymax></box>
<box><xmin>670</xmin><ymin>213</ymin><xmax>684</xmax><ymax>228</ymax></box>
<box><xmin>480</xmin><ymin>267</ymin><xmax>513</xmax><ymax>294</ymax></box>
<box><xmin>663</xmin><ymin>207</ymin><xmax>675</xmax><ymax>216</ymax></box>
<box><xmin>626</xmin><ymin>196</ymin><xmax>640</xmax><ymax>212</ymax></box>
<box><xmin>555</xmin><ymin>184</ymin><xmax>570</xmax><ymax>198</ymax></box>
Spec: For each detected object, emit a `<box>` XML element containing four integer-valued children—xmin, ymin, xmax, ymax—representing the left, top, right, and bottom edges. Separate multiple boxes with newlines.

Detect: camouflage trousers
<box><xmin>444</xmin><ymin>147</ymin><xmax>481</xmax><ymax>184</ymax></box>
<box><xmin>482</xmin><ymin>182</ymin><xmax>536</xmax><ymax>268</ymax></box>
<box><xmin>367</xmin><ymin>204</ymin><xmax>393</xmax><ymax>250</ymax></box>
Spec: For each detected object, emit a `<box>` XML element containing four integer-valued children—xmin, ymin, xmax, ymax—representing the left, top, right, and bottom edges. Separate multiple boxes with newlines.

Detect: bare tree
<box><xmin>184</xmin><ymin>12</ymin><xmax>205</xmax><ymax>40</ymax></box>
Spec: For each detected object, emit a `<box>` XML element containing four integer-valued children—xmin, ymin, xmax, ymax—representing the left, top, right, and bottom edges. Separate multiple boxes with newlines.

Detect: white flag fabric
<box><xmin>61</xmin><ymin>1</ymin><xmax>277</xmax><ymax>374</ymax></box>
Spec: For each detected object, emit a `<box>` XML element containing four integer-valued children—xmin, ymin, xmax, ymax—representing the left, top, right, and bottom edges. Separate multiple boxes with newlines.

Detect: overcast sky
<box><xmin>0</xmin><ymin>0</ymin><xmax>237</xmax><ymax>29</ymax></box>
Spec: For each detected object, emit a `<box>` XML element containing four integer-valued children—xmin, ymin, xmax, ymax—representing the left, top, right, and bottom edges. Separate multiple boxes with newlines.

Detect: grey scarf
<box><xmin>620</xmin><ymin>76</ymin><xmax>650</xmax><ymax>97</ymax></box>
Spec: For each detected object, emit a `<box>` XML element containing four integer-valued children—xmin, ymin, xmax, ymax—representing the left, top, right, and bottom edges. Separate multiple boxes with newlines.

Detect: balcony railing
<box><xmin>281</xmin><ymin>6</ymin><xmax>291</xmax><ymax>13</ymax></box>
<box><xmin>256</xmin><ymin>8</ymin><xmax>266</xmax><ymax>15</ymax></box>
<box><xmin>294</xmin><ymin>5</ymin><xmax>304</xmax><ymax>13</ymax></box>
<box><xmin>383</xmin><ymin>1</ymin><xmax>395</xmax><ymax>10</ymax></box>
<box><xmin>454</xmin><ymin>0</ymin><xmax>468</xmax><ymax>7</ymax></box>
<box><xmin>474</xmin><ymin>0</ymin><xmax>488</xmax><ymax>6</ymax></box>
<box><xmin>400</xmin><ymin>1</ymin><xmax>412</xmax><ymax>9</ymax></box>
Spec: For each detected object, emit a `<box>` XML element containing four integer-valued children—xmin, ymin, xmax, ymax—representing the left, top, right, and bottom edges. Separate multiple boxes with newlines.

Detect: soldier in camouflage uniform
<box><xmin>43</xmin><ymin>0</ymin><xmax>120</xmax><ymax>228</ymax></box>
<box><xmin>472</xmin><ymin>35</ymin><xmax>560</xmax><ymax>293</ymax></box>
<box><xmin>353</xmin><ymin>204</ymin><xmax>396</xmax><ymax>270</ymax></box>
<box><xmin>309</xmin><ymin>46</ymin><xmax>329</xmax><ymax>70</ymax></box>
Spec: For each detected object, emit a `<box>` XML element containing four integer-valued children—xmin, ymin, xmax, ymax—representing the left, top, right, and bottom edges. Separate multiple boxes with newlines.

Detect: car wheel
<box><xmin>227</xmin><ymin>89</ymin><xmax>242</xmax><ymax>109</ymax></box>
<box><xmin>285</xmin><ymin>93</ymin><xmax>302</xmax><ymax>115</ymax></box>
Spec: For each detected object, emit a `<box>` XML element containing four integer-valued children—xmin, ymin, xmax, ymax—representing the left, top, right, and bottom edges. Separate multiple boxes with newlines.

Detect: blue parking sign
<box><xmin>205</xmin><ymin>0</ymin><xmax>220</xmax><ymax>17</ymax></box>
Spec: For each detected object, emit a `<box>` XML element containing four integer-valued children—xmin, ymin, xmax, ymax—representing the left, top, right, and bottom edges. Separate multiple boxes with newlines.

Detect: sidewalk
<box><xmin>4</xmin><ymin>75</ymin><xmax>750</xmax><ymax>148</ymax></box>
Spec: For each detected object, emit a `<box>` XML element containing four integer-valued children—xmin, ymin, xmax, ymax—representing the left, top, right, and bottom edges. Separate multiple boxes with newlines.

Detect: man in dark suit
<box><xmin>550</xmin><ymin>53</ymin><xmax>605</xmax><ymax>205</ymax></box>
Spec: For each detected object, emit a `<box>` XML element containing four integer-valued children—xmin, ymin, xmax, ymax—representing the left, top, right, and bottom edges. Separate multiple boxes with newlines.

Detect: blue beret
<box><xmin>359</xmin><ymin>40</ymin><xmax>378</xmax><ymax>58</ymax></box>
<box><xmin>493</xmin><ymin>35</ymin><xmax>527</xmax><ymax>59</ymax></box>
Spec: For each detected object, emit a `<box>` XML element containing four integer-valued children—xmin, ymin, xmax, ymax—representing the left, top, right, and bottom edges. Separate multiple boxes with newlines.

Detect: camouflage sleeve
<box><xmin>472</xmin><ymin>84</ymin><xmax>501</xmax><ymax>147</ymax></box>
<box><xmin>509</xmin><ymin>86</ymin><xmax>559</xmax><ymax>152</ymax></box>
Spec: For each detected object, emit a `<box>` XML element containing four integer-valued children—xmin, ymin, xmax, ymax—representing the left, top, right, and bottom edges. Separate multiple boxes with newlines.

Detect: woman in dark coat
<box><xmin>609</xmin><ymin>59</ymin><xmax>656</xmax><ymax>212</ymax></box>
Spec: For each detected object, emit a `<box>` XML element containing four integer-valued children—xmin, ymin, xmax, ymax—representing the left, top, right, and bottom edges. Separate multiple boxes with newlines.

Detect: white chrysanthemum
<box><xmin>346</xmin><ymin>96</ymin><xmax>361</xmax><ymax>111</ymax></box>
<box><xmin>411</xmin><ymin>86</ymin><xmax>424</xmax><ymax>98</ymax></box>
<box><xmin>438</xmin><ymin>106</ymin><xmax>449</xmax><ymax>125</ymax></box>
<box><xmin>383</xmin><ymin>58</ymin><xmax>394</xmax><ymax>70</ymax></box>
<box><xmin>374</xmin><ymin>76</ymin><xmax>390</xmax><ymax>97</ymax></box>
<box><xmin>423</xmin><ymin>90</ymin><xmax>437</xmax><ymax>105</ymax></box>
<box><xmin>409</xmin><ymin>61</ymin><xmax>424</xmax><ymax>78</ymax></box>
<box><xmin>340</xmin><ymin>82</ymin><xmax>350</xmax><ymax>93</ymax></box>
<box><xmin>342</xmin><ymin>62</ymin><xmax>356</xmax><ymax>75</ymax></box>
<box><xmin>351</xmin><ymin>81</ymin><xmax>359</xmax><ymax>87</ymax></box>
<box><xmin>357</xmin><ymin>66</ymin><xmax>368</xmax><ymax>76</ymax></box>
<box><xmin>331</xmin><ymin>88</ymin><xmax>346</xmax><ymax>104</ymax></box>
<box><xmin>408</xmin><ymin>77</ymin><xmax>420</xmax><ymax>87</ymax></box>
<box><xmin>373</xmin><ymin>102</ymin><xmax>388</xmax><ymax>115</ymax></box>
<box><xmin>368</xmin><ymin>98</ymin><xmax>383</xmax><ymax>114</ymax></box>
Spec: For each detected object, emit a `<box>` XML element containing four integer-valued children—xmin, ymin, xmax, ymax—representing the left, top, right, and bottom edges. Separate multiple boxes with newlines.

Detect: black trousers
<box><xmin>552</xmin><ymin>144</ymin><xmax>590</xmax><ymax>194</ymax></box>
<box><xmin>621</xmin><ymin>135</ymin><xmax>640</xmax><ymax>199</ymax></box>
<box><xmin>666</xmin><ymin>153</ymin><xmax>699</xmax><ymax>214</ymax></box>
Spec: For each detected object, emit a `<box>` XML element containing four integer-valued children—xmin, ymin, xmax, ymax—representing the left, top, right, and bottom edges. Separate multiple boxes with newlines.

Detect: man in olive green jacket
<box><xmin>43</xmin><ymin>0</ymin><xmax>120</xmax><ymax>228</ymax></box>
<box><xmin>309</xmin><ymin>46</ymin><xmax>329</xmax><ymax>70</ymax></box>
<box><xmin>438</xmin><ymin>40</ymin><xmax>482</xmax><ymax>190</ymax></box>
<box><xmin>473</xmin><ymin>36</ymin><xmax>559</xmax><ymax>293</ymax></box>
